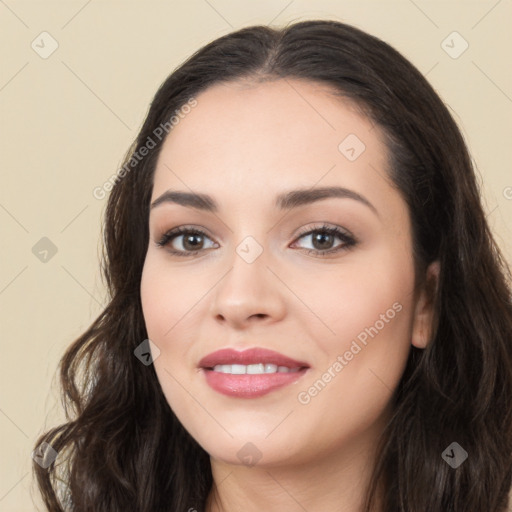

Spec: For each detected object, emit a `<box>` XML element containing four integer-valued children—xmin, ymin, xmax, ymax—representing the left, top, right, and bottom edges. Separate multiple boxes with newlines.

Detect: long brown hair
<box><xmin>33</xmin><ymin>20</ymin><xmax>512</xmax><ymax>511</ymax></box>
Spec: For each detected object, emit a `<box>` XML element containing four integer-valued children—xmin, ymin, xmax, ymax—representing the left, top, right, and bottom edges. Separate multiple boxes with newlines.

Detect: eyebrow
<box><xmin>150</xmin><ymin>186</ymin><xmax>379</xmax><ymax>217</ymax></box>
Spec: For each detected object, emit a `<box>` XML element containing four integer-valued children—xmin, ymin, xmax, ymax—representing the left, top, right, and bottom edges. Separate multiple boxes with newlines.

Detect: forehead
<box><xmin>151</xmin><ymin>79</ymin><xmax>392</xmax><ymax>208</ymax></box>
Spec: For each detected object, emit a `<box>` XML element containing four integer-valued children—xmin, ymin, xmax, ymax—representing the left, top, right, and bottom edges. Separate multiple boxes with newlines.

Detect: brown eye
<box><xmin>155</xmin><ymin>223</ymin><xmax>357</xmax><ymax>258</ymax></box>
<box><xmin>292</xmin><ymin>224</ymin><xmax>357</xmax><ymax>256</ymax></box>
<box><xmin>156</xmin><ymin>227</ymin><xmax>217</xmax><ymax>256</ymax></box>
<box><xmin>180</xmin><ymin>232</ymin><xmax>205</xmax><ymax>251</ymax></box>
<box><xmin>310</xmin><ymin>231</ymin><xmax>336</xmax><ymax>251</ymax></box>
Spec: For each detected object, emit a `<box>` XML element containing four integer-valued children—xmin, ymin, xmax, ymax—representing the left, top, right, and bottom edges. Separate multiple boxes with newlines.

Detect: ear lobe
<box><xmin>411</xmin><ymin>260</ymin><xmax>440</xmax><ymax>349</ymax></box>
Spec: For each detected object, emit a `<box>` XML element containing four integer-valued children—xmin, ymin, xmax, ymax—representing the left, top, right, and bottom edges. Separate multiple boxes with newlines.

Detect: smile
<box><xmin>198</xmin><ymin>347</ymin><xmax>310</xmax><ymax>398</ymax></box>
<box><xmin>212</xmin><ymin>363</ymin><xmax>301</xmax><ymax>374</ymax></box>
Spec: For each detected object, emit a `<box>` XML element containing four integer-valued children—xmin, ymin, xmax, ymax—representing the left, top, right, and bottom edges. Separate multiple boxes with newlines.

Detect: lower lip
<box><xmin>201</xmin><ymin>368</ymin><xmax>309</xmax><ymax>398</ymax></box>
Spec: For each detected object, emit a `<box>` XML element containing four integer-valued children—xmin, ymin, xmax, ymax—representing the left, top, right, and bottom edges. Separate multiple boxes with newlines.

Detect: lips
<box><xmin>198</xmin><ymin>347</ymin><xmax>310</xmax><ymax>370</ymax></box>
<box><xmin>198</xmin><ymin>348</ymin><xmax>311</xmax><ymax>398</ymax></box>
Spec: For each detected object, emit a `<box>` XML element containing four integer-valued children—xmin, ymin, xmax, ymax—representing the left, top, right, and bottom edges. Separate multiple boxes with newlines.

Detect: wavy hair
<box><xmin>33</xmin><ymin>19</ymin><xmax>512</xmax><ymax>512</ymax></box>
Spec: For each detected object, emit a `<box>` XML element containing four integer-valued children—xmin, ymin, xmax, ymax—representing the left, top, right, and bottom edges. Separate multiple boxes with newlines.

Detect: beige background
<box><xmin>1</xmin><ymin>1</ymin><xmax>511</xmax><ymax>510</ymax></box>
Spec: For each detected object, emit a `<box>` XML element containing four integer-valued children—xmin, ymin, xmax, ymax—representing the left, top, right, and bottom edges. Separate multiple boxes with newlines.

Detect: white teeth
<box><xmin>212</xmin><ymin>364</ymin><xmax>300</xmax><ymax>374</ymax></box>
<box><xmin>231</xmin><ymin>364</ymin><xmax>246</xmax><ymax>375</ymax></box>
<box><xmin>247</xmin><ymin>364</ymin><xmax>265</xmax><ymax>374</ymax></box>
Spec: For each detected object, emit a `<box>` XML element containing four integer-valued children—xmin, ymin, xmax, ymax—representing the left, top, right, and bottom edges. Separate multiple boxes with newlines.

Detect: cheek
<box><xmin>141</xmin><ymin>265</ymin><xmax>169</xmax><ymax>344</ymax></box>
<box><xmin>300</xmin><ymin>246</ymin><xmax>414</xmax><ymax>348</ymax></box>
<box><xmin>140</xmin><ymin>258</ymin><xmax>191</xmax><ymax>387</ymax></box>
<box><xmin>140</xmin><ymin>259</ymin><xmax>199</xmax><ymax>432</ymax></box>
<box><xmin>290</xmin><ymin>259</ymin><xmax>415</xmax><ymax>455</ymax></box>
<box><xmin>140</xmin><ymin>255</ymin><xmax>212</xmax><ymax>400</ymax></box>
<box><xmin>296</xmin><ymin>248</ymin><xmax>415</xmax><ymax>400</ymax></box>
<box><xmin>140</xmin><ymin>255</ymin><xmax>205</xmax><ymax>339</ymax></box>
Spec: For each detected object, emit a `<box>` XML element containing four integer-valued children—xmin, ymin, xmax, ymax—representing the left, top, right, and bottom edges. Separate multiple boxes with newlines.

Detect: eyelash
<box><xmin>155</xmin><ymin>223</ymin><xmax>357</xmax><ymax>258</ymax></box>
<box><xmin>291</xmin><ymin>224</ymin><xmax>357</xmax><ymax>254</ymax></box>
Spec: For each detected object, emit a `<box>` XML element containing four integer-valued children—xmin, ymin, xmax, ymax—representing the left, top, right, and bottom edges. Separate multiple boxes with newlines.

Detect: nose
<box><xmin>209</xmin><ymin>245</ymin><xmax>286</xmax><ymax>330</ymax></box>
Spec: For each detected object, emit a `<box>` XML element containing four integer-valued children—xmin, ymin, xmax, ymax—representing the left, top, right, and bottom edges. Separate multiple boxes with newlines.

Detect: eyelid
<box><xmin>155</xmin><ymin>222</ymin><xmax>357</xmax><ymax>257</ymax></box>
<box><xmin>292</xmin><ymin>222</ymin><xmax>354</xmax><ymax>241</ymax></box>
<box><xmin>289</xmin><ymin>223</ymin><xmax>357</xmax><ymax>254</ymax></box>
<box><xmin>154</xmin><ymin>224</ymin><xmax>217</xmax><ymax>250</ymax></box>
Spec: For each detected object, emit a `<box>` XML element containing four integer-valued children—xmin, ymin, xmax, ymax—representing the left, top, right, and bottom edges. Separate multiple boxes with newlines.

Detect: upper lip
<box><xmin>198</xmin><ymin>348</ymin><xmax>310</xmax><ymax>369</ymax></box>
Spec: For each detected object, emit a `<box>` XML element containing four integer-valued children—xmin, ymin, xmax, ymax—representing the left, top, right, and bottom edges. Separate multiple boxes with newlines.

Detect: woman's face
<box><xmin>140</xmin><ymin>79</ymin><xmax>436</xmax><ymax>468</ymax></box>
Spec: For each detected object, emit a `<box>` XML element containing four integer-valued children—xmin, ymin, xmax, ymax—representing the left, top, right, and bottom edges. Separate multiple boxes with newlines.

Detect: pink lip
<box><xmin>198</xmin><ymin>348</ymin><xmax>310</xmax><ymax>399</ymax></box>
<box><xmin>198</xmin><ymin>348</ymin><xmax>310</xmax><ymax>369</ymax></box>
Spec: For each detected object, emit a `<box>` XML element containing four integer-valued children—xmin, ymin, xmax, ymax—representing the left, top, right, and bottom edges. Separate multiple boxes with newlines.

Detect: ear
<box><xmin>411</xmin><ymin>260</ymin><xmax>440</xmax><ymax>349</ymax></box>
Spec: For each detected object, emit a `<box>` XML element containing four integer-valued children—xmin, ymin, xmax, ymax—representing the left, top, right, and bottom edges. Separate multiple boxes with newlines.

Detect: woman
<box><xmin>33</xmin><ymin>19</ymin><xmax>512</xmax><ymax>512</ymax></box>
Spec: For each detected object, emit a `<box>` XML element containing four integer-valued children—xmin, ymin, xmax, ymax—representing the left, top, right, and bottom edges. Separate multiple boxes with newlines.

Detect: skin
<box><xmin>140</xmin><ymin>79</ymin><xmax>439</xmax><ymax>512</ymax></box>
